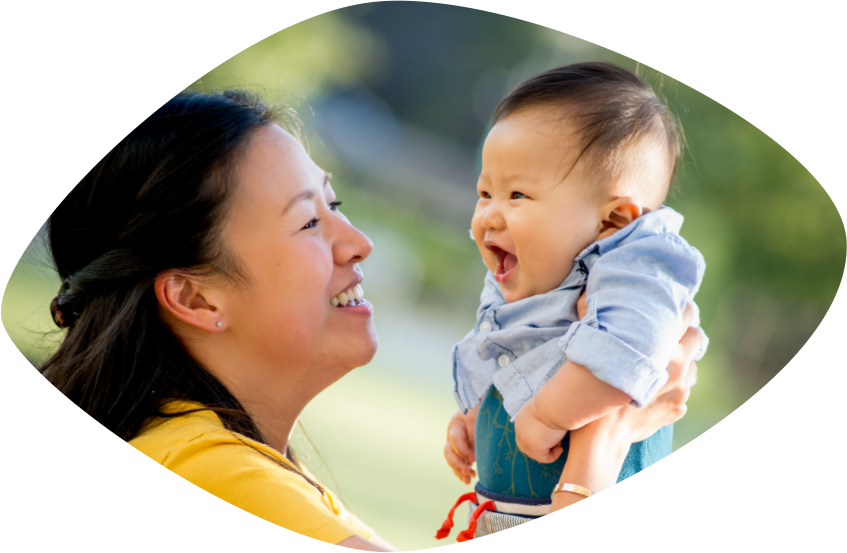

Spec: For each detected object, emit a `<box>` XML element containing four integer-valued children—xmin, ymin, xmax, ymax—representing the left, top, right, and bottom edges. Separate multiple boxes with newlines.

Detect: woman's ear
<box><xmin>154</xmin><ymin>271</ymin><xmax>226</xmax><ymax>332</ymax></box>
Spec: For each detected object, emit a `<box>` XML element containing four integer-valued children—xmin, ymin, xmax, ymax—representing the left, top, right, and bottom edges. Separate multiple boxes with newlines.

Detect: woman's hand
<box><xmin>617</xmin><ymin>302</ymin><xmax>700</xmax><ymax>443</ymax></box>
<box><xmin>550</xmin><ymin>300</ymin><xmax>703</xmax><ymax>511</ymax></box>
<box><xmin>444</xmin><ymin>406</ymin><xmax>479</xmax><ymax>485</ymax></box>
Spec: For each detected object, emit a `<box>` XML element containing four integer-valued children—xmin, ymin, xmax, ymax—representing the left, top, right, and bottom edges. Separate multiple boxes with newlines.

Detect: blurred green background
<box><xmin>2</xmin><ymin>3</ymin><xmax>844</xmax><ymax>551</ymax></box>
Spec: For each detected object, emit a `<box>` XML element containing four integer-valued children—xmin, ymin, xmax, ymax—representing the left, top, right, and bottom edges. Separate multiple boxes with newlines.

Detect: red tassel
<box><xmin>434</xmin><ymin>492</ymin><xmax>478</xmax><ymax>539</ymax></box>
<box><xmin>457</xmin><ymin>500</ymin><xmax>496</xmax><ymax>542</ymax></box>
<box><xmin>434</xmin><ymin>517</ymin><xmax>454</xmax><ymax>541</ymax></box>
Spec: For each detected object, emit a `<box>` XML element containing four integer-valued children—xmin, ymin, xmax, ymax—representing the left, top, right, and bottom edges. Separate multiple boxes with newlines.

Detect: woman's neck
<box><xmin>181</xmin><ymin>342</ymin><xmax>311</xmax><ymax>454</ymax></box>
<box><xmin>176</xmin><ymin>323</ymin><xmax>352</xmax><ymax>455</ymax></box>
<box><xmin>216</xmin><ymin>364</ymin><xmax>315</xmax><ymax>454</ymax></box>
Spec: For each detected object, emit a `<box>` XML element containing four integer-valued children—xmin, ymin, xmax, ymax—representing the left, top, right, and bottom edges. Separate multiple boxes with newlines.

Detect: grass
<box><xmin>295</xmin><ymin>366</ymin><xmax>472</xmax><ymax>550</ymax></box>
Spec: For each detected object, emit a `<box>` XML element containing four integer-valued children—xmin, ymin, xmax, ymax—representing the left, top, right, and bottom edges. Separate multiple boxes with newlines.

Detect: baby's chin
<box><xmin>498</xmin><ymin>283</ymin><xmax>532</xmax><ymax>304</ymax></box>
<box><xmin>498</xmin><ymin>279</ymin><xmax>562</xmax><ymax>304</ymax></box>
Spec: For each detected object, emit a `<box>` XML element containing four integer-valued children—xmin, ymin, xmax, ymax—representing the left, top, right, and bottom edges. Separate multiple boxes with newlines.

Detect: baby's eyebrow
<box><xmin>479</xmin><ymin>171</ymin><xmax>538</xmax><ymax>184</ymax></box>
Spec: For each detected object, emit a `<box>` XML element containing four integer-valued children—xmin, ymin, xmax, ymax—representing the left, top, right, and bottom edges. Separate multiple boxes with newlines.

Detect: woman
<box><xmin>42</xmin><ymin>90</ymin><xmax>702</xmax><ymax>550</ymax></box>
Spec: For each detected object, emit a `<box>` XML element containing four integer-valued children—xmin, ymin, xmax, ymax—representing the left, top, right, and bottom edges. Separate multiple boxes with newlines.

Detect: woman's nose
<box><xmin>333</xmin><ymin>218</ymin><xmax>373</xmax><ymax>265</ymax></box>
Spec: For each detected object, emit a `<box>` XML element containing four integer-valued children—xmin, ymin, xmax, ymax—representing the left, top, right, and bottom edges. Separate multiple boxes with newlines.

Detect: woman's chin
<box><xmin>332</xmin><ymin>321</ymin><xmax>379</xmax><ymax>371</ymax></box>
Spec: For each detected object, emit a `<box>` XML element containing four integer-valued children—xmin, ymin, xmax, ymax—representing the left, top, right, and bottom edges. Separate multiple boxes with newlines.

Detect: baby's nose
<box><xmin>481</xmin><ymin>205</ymin><xmax>505</xmax><ymax>230</ymax></box>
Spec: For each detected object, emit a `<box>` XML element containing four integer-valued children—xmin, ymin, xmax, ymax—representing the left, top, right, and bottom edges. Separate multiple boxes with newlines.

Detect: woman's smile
<box><xmin>330</xmin><ymin>284</ymin><xmax>366</xmax><ymax>307</ymax></box>
<box><xmin>223</xmin><ymin>124</ymin><xmax>377</xmax><ymax>375</ymax></box>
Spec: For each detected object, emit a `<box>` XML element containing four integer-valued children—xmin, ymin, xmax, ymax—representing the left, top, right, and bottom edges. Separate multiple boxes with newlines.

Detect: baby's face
<box><xmin>471</xmin><ymin>107</ymin><xmax>607</xmax><ymax>303</ymax></box>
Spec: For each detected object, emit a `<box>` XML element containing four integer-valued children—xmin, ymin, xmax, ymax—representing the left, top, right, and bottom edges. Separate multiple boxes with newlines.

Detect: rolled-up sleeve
<box><xmin>558</xmin><ymin>234</ymin><xmax>705</xmax><ymax>407</ymax></box>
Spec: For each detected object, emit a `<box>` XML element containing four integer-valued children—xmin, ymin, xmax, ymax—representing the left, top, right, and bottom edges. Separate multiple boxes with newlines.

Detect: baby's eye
<box><xmin>478</xmin><ymin>190</ymin><xmax>491</xmax><ymax>199</ymax></box>
<box><xmin>511</xmin><ymin>191</ymin><xmax>527</xmax><ymax>200</ymax></box>
<box><xmin>329</xmin><ymin>200</ymin><xmax>342</xmax><ymax>212</ymax></box>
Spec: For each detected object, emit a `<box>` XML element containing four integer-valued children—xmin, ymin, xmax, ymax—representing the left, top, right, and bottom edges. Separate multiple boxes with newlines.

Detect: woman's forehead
<box><xmin>234</xmin><ymin>125</ymin><xmax>324</xmax><ymax>206</ymax></box>
<box><xmin>245</xmin><ymin>124</ymin><xmax>309</xmax><ymax>170</ymax></box>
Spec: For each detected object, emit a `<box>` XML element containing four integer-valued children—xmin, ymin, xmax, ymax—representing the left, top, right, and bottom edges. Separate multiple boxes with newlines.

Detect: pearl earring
<box><xmin>216</xmin><ymin>321</ymin><xmax>223</xmax><ymax>328</ymax></box>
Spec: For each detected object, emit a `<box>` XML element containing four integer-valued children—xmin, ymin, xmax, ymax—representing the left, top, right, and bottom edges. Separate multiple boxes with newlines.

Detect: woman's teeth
<box><xmin>331</xmin><ymin>285</ymin><xmax>365</xmax><ymax>307</ymax></box>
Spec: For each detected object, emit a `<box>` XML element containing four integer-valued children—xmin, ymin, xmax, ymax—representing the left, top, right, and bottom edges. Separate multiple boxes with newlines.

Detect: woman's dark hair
<box><xmin>41</xmin><ymin>90</ymin><xmax>322</xmax><ymax>491</ymax></box>
<box><xmin>493</xmin><ymin>62</ymin><xmax>683</xmax><ymax>195</ymax></box>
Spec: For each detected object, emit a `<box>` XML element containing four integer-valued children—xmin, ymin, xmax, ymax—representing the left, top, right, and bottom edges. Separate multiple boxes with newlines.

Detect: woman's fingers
<box><xmin>577</xmin><ymin>290</ymin><xmax>588</xmax><ymax>320</ymax></box>
<box><xmin>620</xmin><ymin>305</ymin><xmax>701</xmax><ymax>445</ymax></box>
<box><xmin>679</xmin><ymin>326</ymin><xmax>704</xmax><ymax>365</ymax></box>
<box><xmin>687</xmin><ymin>360</ymin><xmax>698</xmax><ymax>388</ymax></box>
<box><xmin>664</xmin><ymin>326</ymin><xmax>702</xmax><ymax>389</ymax></box>
<box><xmin>680</xmin><ymin>302</ymin><xmax>695</xmax><ymax>339</ymax></box>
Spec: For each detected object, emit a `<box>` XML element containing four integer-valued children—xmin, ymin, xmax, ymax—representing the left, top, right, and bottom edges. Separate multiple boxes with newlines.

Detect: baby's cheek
<box><xmin>531</xmin><ymin>256</ymin><xmax>572</xmax><ymax>294</ymax></box>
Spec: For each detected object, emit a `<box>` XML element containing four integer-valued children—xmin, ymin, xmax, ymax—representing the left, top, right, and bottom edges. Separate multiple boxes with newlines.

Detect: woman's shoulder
<box><xmin>130</xmin><ymin>401</ymin><xmax>242</xmax><ymax>465</ymax></box>
<box><xmin>129</xmin><ymin>400</ymin><xmax>373</xmax><ymax>544</ymax></box>
<box><xmin>130</xmin><ymin>400</ymin><xmax>307</xmax><ymax>484</ymax></box>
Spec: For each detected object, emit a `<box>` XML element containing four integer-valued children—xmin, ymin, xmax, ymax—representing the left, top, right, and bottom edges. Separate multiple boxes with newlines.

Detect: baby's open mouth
<box><xmin>331</xmin><ymin>285</ymin><xmax>365</xmax><ymax>307</ymax></box>
<box><xmin>488</xmin><ymin>246</ymin><xmax>517</xmax><ymax>283</ymax></box>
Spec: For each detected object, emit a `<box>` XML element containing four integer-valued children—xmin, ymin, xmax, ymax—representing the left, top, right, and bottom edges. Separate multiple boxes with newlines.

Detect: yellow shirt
<box><xmin>130</xmin><ymin>401</ymin><xmax>375</xmax><ymax>544</ymax></box>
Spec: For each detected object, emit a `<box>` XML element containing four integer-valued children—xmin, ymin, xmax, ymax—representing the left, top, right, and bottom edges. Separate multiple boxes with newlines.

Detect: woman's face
<box><xmin>222</xmin><ymin>124</ymin><xmax>376</xmax><ymax>387</ymax></box>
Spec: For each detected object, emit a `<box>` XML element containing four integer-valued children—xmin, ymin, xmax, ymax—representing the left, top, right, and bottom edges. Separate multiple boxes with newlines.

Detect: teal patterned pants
<box><xmin>475</xmin><ymin>386</ymin><xmax>673</xmax><ymax>499</ymax></box>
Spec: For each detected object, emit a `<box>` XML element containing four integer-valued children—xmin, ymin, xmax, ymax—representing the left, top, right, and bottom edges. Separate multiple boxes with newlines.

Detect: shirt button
<box><xmin>480</xmin><ymin>321</ymin><xmax>492</xmax><ymax>333</ymax></box>
<box><xmin>498</xmin><ymin>354</ymin><xmax>510</xmax><ymax>367</ymax></box>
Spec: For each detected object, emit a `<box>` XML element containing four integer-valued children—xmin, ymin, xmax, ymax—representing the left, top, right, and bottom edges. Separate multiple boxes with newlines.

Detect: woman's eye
<box><xmin>512</xmin><ymin>191</ymin><xmax>527</xmax><ymax>200</ymax></box>
<box><xmin>329</xmin><ymin>200</ymin><xmax>342</xmax><ymax>212</ymax></box>
<box><xmin>302</xmin><ymin>217</ymin><xmax>321</xmax><ymax>230</ymax></box>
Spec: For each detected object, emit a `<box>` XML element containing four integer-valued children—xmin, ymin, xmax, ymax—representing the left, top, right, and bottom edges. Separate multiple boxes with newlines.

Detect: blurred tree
<box><xmin>189</xmin><ymin>10</ymin><xmax>388</xmax><ymax>101</ymax></box>
<box><xmin>342</xmin><ymin>2</ymin><xmax>541</xmax><ymax>146</ymax></box>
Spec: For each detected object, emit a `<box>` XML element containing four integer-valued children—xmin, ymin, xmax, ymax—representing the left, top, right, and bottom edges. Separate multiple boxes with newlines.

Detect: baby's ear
<box><xmin>601</xmin><ymin>197</ymin><xmax>643</xmax><ymax>230</ymax></box>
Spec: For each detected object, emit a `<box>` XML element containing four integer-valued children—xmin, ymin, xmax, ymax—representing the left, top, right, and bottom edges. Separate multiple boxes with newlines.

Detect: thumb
<box><xmin>549</xmin><ymin>445</ymin><xmax>564</xmax><ymax>463</ymax></box>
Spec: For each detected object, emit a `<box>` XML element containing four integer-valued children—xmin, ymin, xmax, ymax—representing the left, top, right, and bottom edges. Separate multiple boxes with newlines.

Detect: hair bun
<box><xmin>49</xmin><ymin>281</ymin><xmax>77</xmax><ymax>329</ymax></box>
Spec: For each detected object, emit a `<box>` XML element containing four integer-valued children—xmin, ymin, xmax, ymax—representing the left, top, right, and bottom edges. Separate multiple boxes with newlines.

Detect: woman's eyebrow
<box><xmin>281</xmin><ymin>172</ymin><xmax>331</xmax><ymax>217</ymax></box>
<box><xmin>281</xmin><ymin>189</ymin><xmax>317</xmax><ymax>217</ymax></box>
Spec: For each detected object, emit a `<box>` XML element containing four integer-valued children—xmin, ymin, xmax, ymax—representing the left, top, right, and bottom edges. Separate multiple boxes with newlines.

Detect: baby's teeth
<box><xmin>331</xmin><ymin>297</ymin><xmax>339</xmax><ymax>307</ymax></box>
<box><xmin>338</xmin><ymin>291</ymin><xmax>349</xmax><ymax>306</ymax></box>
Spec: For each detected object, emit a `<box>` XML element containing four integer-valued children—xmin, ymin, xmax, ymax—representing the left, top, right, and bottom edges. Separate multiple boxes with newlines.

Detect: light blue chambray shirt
<box><xmin>452</xmin><ymin>207</ymin><xmax>707</xmax><ymax>419</ymax></box>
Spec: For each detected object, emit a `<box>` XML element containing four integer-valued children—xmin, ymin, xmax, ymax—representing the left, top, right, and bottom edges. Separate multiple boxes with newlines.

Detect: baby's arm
<box><xmin>515</xmin><ymin>360</ymin><xmax>632</xmax><ymax>463</ymax></box>
<box><xmin>517</xmin><ymin>228</ymin><xmax>705</xmax><ymax>464</ymax></box>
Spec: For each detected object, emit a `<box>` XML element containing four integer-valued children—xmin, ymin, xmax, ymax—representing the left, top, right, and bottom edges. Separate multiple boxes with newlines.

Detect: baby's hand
<box><xmin>444</xmin><ymin>406</ymin><xmax>479</xmax><ymax>485</ymax></box>
<box><xmin>514</xmin><ymin>398</ymin><xmax>567</xmax><ymax>464</ymax></box>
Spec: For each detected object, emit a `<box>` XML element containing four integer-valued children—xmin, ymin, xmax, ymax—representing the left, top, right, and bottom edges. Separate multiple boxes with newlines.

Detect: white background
<box><xmin>1</xmin><ymin>1</ymin><xmax>844</xmax><ymax>551</ymax></box>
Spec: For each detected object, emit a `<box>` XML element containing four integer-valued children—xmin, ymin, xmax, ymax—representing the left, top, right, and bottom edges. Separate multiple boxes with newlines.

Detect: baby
<box><xmin>437</xmin><ymin>62</ymin><xmax>706</xmax><ymax>540</ymax></box>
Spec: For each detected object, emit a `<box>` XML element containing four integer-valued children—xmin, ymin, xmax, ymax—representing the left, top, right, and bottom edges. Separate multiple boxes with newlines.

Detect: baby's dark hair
<box><xmin>493</xmin><ymin>62</ymin><xmax>682</xmax><ymax>202</ymax></box>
